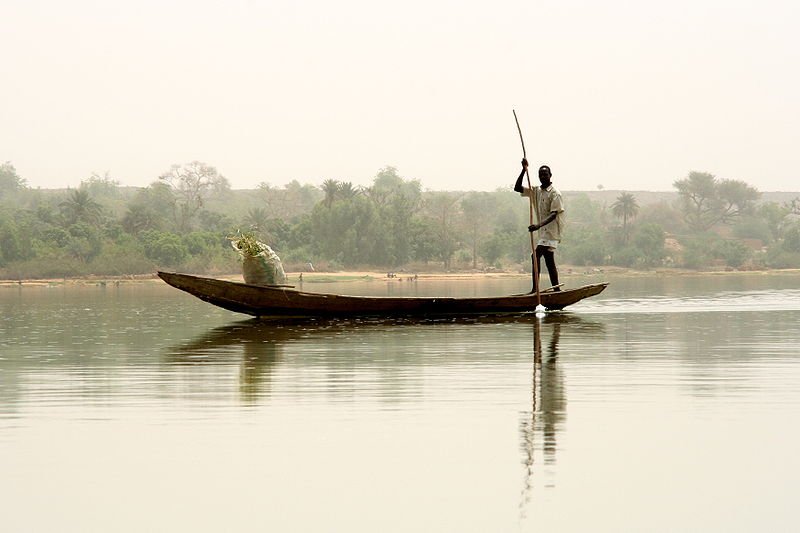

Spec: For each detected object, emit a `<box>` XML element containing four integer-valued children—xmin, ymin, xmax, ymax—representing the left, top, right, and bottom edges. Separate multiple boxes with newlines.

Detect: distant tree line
<box><xmin>2</xmin><ymin>160</ymin><xmax>800</xmax><ymax>279</ymax></box>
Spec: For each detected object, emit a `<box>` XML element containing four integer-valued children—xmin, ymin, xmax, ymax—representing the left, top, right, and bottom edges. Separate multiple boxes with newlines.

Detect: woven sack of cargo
<box><xmin>229</xmin><ymin>232</ymin><xmax>288</xmax><ymax>286</ymax></box>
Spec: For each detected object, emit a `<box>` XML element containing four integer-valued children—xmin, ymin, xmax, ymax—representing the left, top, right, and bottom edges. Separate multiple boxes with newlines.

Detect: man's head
<box><xmin>538</xmin><ymin>165</ymin><xmax>552</xmax><ymax>187</ymax></box>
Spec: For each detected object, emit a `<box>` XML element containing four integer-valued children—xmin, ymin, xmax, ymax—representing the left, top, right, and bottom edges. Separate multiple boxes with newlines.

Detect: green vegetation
<box><xmin>2</xmin><ymin>160</ymin><xmax>800</xmax><ymax>279</ymax></box>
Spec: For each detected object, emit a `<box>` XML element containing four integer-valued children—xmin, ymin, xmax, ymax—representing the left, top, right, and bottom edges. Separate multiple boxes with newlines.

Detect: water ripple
<box><xmin>579</xmin><ymin>288</ymin><xmax>800</xmax><ymax>313</ymax></box>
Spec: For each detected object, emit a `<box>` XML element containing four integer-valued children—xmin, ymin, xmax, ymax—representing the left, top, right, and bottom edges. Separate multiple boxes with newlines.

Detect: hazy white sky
<box><xmin>2</xmin><ymin>0</ymin><xmax>798</xmax><ymax>191</ymax></box>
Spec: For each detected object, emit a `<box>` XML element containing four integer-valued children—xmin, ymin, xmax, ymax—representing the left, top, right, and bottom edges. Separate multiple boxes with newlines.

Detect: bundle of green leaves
<box><xmin>228</xmin><ymin>230</ymin><xmax>264</xmax><ymax>257</ymax></box>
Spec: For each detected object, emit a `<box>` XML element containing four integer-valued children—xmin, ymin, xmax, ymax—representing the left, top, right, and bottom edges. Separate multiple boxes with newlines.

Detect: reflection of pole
<box><xmin>520</xmin><ymin>318</ymin><xmax>543</xmax><ymax>517</ymax></box>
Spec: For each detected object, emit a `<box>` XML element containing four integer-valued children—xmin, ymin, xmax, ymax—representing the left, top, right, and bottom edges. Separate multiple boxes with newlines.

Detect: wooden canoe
<box><xmin>157</xmin><ymin>271</ymin><xmax>608</xmax><ymax>318</ymax></box>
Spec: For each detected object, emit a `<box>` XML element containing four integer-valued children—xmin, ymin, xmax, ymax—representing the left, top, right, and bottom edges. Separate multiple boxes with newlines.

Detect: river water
<box><xmin>1</xmin><ymin>273</ymin><xmax>799</xmax><ymax>532</ymax></box>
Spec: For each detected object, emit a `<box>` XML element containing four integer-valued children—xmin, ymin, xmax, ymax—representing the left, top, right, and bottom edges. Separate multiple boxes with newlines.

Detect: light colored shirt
<box><xmin>520</xmin><ymin>184</ymin><xmax>565</xmax><ymax>246</ymax></box>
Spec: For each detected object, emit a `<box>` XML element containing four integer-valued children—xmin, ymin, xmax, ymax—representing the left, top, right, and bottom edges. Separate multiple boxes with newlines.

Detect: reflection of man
<box><xmin>514</xmin><ymin>158</ymin><xmax>565</xmax><ymax>292</ymax></box>
<box><xmin>520</xmin><ymin>319</ymin><xmax>566</xmax><ymax>509</ymax></box>
<box><xmin>540</xmin><ymin>321</ymin><xmax>564</xmax><ymax>463</ymax></box>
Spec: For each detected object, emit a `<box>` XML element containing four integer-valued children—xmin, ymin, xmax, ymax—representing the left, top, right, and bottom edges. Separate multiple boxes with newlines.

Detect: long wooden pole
<box><xmin>513</xmin><ymin>110</ymin><xmax>541</xmax><ymax>307</ymax></box>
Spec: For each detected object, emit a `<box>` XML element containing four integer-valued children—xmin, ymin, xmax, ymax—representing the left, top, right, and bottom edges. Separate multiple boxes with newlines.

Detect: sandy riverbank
<box><xmin>2</xmin><ymin>266</ymin><xmax>800</xmax><ymax>288</ymax></box>
<box><xmin>0</xmin><ymin>270</ymin><xmax>526</xmax><ymax>287</ymax></box>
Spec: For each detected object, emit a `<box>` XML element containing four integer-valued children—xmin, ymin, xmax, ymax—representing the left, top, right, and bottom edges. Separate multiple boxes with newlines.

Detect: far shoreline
<box><xmin>2</xmin><ymin>266</ymin><xmax>800</xmax><ymax>288</ymax></box>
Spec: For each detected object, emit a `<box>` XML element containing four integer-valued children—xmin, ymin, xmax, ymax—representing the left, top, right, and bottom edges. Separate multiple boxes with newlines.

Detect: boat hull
<box><xmin>158</xmin><ymin>272</ymin><xmax>608</xmax><ymax>317</ymax></box>
<box><xmin>157</xmin><ymin>272</ymin><xmax>608</xmax><ymax>318</ymax></box>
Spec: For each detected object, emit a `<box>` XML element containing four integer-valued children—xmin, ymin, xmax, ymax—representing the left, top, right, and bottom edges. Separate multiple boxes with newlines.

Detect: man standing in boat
<box><xmin>514</xmin><ymin>159</ymin><xmax>564</xmax><ymax>293</ymax></box>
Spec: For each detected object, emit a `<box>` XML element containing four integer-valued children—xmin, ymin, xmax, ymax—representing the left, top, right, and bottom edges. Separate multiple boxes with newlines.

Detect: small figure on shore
<box><xmin>299</xmin><ymin>273</ymin><xmax>303</xmax><ymax>282</ymax></box>
<box><xmin>514</xmin><ymin>159</ymin><xmax>565</xmax><ymax>293</ymax></box>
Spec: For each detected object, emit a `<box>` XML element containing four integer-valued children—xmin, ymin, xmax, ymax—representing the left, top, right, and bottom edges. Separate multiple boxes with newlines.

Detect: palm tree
<box><xmin>122</xmin><ymin>204</ymin><xmax>160</xmax><ymax>234</ymax></box>
<box><xmin>243</xmin><ymin>207</ymin><xmax>272</xmax><ymax>240</ymax></box>
<box><xmin>59</xmin><ymin>188</ymin><xmax>103</xmax><ymax>226</ymax></box>
<box><xmin>611</xmin><ymin>192</ymin><xmax>639</xmax><ymax>244</ymax></box>
<box><xmin>337</xmin><ymin>181</ymin><xmax>359</xmax><ymax>201</ymax></box>
<box><xmin>321</xmin><ymin>179</ymin><xmax>340</xmax><ymax>208</ymax></box>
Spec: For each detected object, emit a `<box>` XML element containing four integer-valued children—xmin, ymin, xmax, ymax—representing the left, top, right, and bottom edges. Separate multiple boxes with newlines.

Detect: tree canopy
<box><xmin>159</xmin><ymin>161</ymin><xmax>230</xmax><ymax>231</ymax></box>
<box><xmin>2</xmin><ymin>161</ymin><xmax>799</xmax><ymax>278</ymax></box>
<box><xmin>0</xmin><ymin>162</ymin><xmax>26</xmax><ymax>197</ymax></box>
<box><xmin>674</xmin><ymin>171</ymin><xmax>760</xmax><ymax>231</ymax></box>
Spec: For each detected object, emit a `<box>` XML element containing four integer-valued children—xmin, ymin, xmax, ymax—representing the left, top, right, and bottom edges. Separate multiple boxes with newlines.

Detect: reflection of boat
<box><xmin>167</xmin><ymin>314</ymin><xmax>604</xmax><ymax>404</ymax></box>
<box><xmin>165</xmin><ymin>321</ymin><xmax>296</xmax><ymax>403</ymax></box>
<box><xmin>166</xmin><ymin>321</ymin><xmax>301</xmax><ymax>360</ymax></box>
<box><xmin>158</xmin><ymin>272</ymin><xmax>608</xmax><ymax>318</ymax></box>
